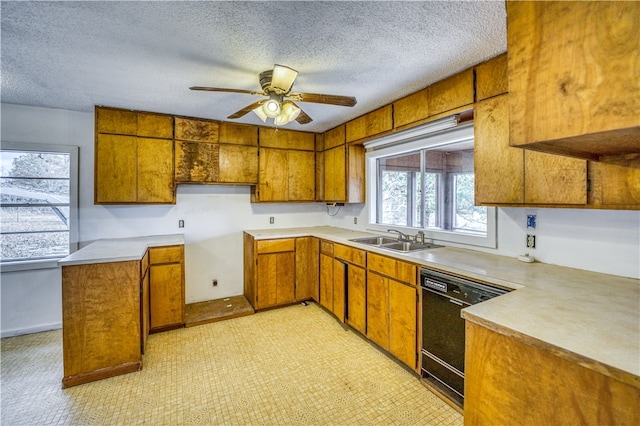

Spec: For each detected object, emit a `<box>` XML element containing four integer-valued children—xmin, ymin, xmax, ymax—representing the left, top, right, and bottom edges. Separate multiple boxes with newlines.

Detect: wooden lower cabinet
<box><xmin>464</xmin><ymin>322</ymin><xmax>639</xmax><ymax>425</ymax></box>
<box><xmin>388</xmin><ymin>279</ymin><xmax>417</xmax><ymax>369</ymax></box>
<box><xmin>319</xmin><ymin>252</ymin><xmax>334</xmax><ymax>313</ymax></box>
<box><xmin>256</xmin><ymin>251</ymin><xmax>295</xmax><ymax>308</ymax></box>
<box><xmin>346</xmin><ymin>265</ymin><xmax>366</xmax><ymax>335</ymax></box>
<box><xmin>366</xmin><ymin>271</ymin><xmax>390</xmax><ymax>350</ymax></box>
<box><xmin>295</xmin><ymin>237</ymin><xmax>319</xmax><ymax>301</ymax></box>
<box><xmin>149</xmin><ymin>245</ymin><xmax>185</xmax><ymax>332</ymax></box>
<box><xmin>62</xmin><ymin>260</ymin><xmax>142</xmax><ymax>388</ymax></box>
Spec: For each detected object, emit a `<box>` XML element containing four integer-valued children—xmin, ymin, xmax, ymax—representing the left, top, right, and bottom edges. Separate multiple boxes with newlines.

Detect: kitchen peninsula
<box><xmin>58</xmin><ymin>234</ymin><xmax>184</xmax><ymax>388</ymax></box>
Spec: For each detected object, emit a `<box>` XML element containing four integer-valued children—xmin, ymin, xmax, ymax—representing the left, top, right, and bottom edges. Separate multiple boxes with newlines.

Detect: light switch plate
<box><xmin>527</xmin><ymin>214</ymin><xmax>536</xmax><ymax>229</ymax></box>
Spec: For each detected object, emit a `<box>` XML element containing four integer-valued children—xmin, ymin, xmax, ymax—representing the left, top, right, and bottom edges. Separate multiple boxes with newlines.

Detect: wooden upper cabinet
<box><xmin>95</xmin><ymin>134</ymin><xmax>138</xmax><ymax>203</ymax></box>
<box><xmin>427</xmin><ymin>68</ymin><xmax>474</xmax><ymax>116</ymax></box>
<box><xmin>287</xmin><ymin>150</ymin><xmax>316</xmax><ymax>201</ymax></box>
<box><xmin>507</xmin><ymin>1</ymin><xmax>640</xmax><ymax>160</ymax></box>
<box><xmin>174</xmin><ymin>117</ymin><xmax>220</xmax><ymax>184</ymax></box>
<box><xmin>324</xmin><ymin>125</ymin><xmax>346</xmax><ymax>150</ymax></box>
<box><xmin>137</xmin><ymin>138</ymin><xmax>175</xmax><ymax>203</ymax></box>
<box><xmin>218</xmin><ymin>144</ymin><xmax>258</xmax><ymax>184</ymax></box>
<box><xmin>219</xmin><ymin>122</ymin><xmax>258</xmax><ymax>146</ymax></box>
<box><xmin>254</xmin><ymin>148</ymin><xmax>315</xmax><ymax>202</ymax></box>
<box><xmin>96</xmin><ymin>108</ymin><xmax>137</xmax><ymax>135</ymax></box>
<box><xmin>259</xmin><ymin>128</ymin><xmax>315</xmax><ymax>151</ymax></box>
<box><xmin>346</xmin><ymin>105</ymin><xmax>393</xmax><ymax>143</ymax></box>
<box><xmin>137</xmin><ymin>113</ymin><xmax>173</xmax><ymax>139</ymax></box>
<box><xmin>174</xmin><ymin>117</ymin><xmax>219</xmax><ymax>142</ymax></box>
<box><xmin>393</xmin><ymin>88</ymin><xmax>429</xmax><ymax>129</ymax></box>
<box><xmin>323</xmin><ymin>143</ymin><xmax>365</xmax><ymax>204</ymax></box>
<box><xmin>475</xmin><ymin>53</ymin><xmax>508</xmax><ymax>102</ymax></box>
<box><xmin>474</xmin><ymin>95</ymin><xmax>525</xmax><ymax>204</ymax></box>
<box><xmin>525</xmin><ymin>151</ymin><xmax>587</xmax><ymax>205</ymax></box>
<box><xmin>588</xmin><ymin>157</ymin><xmax>640</xmax><ymax>208</ymax></box>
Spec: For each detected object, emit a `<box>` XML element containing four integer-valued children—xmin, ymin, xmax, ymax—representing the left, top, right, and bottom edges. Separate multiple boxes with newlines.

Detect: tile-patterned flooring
<box><xmin>1</xmin><ymin>302</ymin><xmax>463</xmax><ymax>425</ymax></box>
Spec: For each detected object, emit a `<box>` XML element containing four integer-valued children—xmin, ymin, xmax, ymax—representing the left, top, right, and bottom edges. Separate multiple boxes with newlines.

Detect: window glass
<box><xmin>1</xmin><ymin>149</ymin><xmax>72</xmax><ymax>262</ymax></box>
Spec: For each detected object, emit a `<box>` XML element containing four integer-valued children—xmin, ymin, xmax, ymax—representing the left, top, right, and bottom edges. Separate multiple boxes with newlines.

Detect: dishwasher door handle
<box><xmin>449</xmin><ymin>298</ymin><xmax>464</xmax><ymax>306</ymax></box>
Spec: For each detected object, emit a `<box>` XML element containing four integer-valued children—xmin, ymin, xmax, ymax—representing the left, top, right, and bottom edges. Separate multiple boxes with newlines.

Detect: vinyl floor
<box><xmin>1</xmin><ymin>302</ymin><xmax>463</xmax><ymax>425</ymax></box>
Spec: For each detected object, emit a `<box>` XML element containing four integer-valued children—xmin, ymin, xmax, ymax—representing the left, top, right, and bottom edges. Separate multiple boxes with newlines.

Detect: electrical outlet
<box><xmin>353</xmin><ymin>217</ymin><xmax>357</xmax><ymax>224</ymax></box>
<box><xmin>178</xmin><ymin>220</ymin><xmax>184</xmax><ymax>228</ymax></box>
<box><xmin>212</xmin><ymin>279</ymin><xmax>218</xmax><ymax>287</ymax></box>
<box><xmin>269</xmin><ymin>216</ymin><xmax>274</xmax><ymax>224</ymax></box>
<box><xmin>526</xmin><ymin>234</ymin><xmax>536</xmax><ymax>249</ymax></box>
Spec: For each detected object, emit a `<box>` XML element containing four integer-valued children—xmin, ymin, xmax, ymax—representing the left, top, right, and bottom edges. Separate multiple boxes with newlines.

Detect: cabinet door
<box><xmin>175</xmin><ymin>141</ymin><xmax>219</xmax><ymax>183</ymax></box>
<box><xmin>389</xmin><ymin>279</ymin><xmax>417</xmax><ymax>369</ymax></box>
<box><xmin>218</xmin><ymin>144</ymin><xmax>258</xmax><ymax>184</ymax></box>
<box><xmin>95</xmin><ymin>134</ymin><xmax>137</xmax><ymax>203</ymax></box>
<box><xmin>346</xmin><ymin>265</ymin><xmax>366</xmax><ymax>335</ymax></box>
<box><xmin>525</xmin><ymin>151</ymin><xmax>587</xmax><ymax>205</ymax></box>
<box><xmin>258</xmin><ymin>148</ymin><xmax>288</xmax><ymax>201</ymax></box>
<box><xmin>427</xmin><ymin>68</ymin><xmax>474</xmax><ymax>116</ymax></box>
<box><xmin>366</xmin><ymin>271</ymin><xmax>389</xmax><ymax>350</ymax></box>
<box><xmin>474</xmin><ymin>95</ymin><xmax>525</xmax><ymax>204</ymax></box>
<box><xmin>137</xmin><ymin>138</ymin><xmax>174</xmax><ymax>203</ymax></box>
<box><xmin>332</xmin><ymin>259</ymin><xmax>346</xmax><ymax>322</ymax></box>
<box><xmin>256</xmin><ymin>252</ymin><xmax>295</xmax><ymax>308</ymax></box>
<box><xmin>149</xmin><ymin>263</ymin><xmax>184</xmax><ymax>330</ymax></box>
<box><xmin>295</xmin><ymin>237</ymin><xmax>319</xmax><ymax>301</ymax></box>
<box><xmin>324</xmin><ymin>145</ymin><xmax>346</xmax><ymax>202</ymax></box>
<box><xmin>276</xmin><ymin>252</ymin><xmax>295</xmax><ymax>305</ymax></box>
<box><xmin>287</xmin><ymin>150</ymin><xmax>316</xmax><ymax>201</ymax></box>
<box><xmin>319</xmin><ymin>253</ymin><xmax>334</xmax><ymax>312</ymax></box>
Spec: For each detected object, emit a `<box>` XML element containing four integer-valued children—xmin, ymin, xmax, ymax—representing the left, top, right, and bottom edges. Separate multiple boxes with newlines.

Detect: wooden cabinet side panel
<box><xmin>95</xmin><ymin>134</ymin><xmax>138</xmax><ymax>203</ymax></box>
<box><xmin>389</xmin><ymin>280</ymin><xmax>417</xmax><ymax>369</ymax></box>
<box><xmin>62</xmin><ymin>262</ymin><xmax>141</xmax><ymax>377</ymax></box>
<box><xmin>243</xmin><ymin>233</ymin><xmax>256</xmax><ymax>306</ymax></box>
<box><xmin>137</xmin><ymin>138</ymin><xmax>175</xmax><ymax>203</ymax></box>
<box><xmin>366</xmin><ymin>271</ymin><xmax>389</xmax><ymax>351</ymax></box>
<box><xmin>524</xmin><ymin>151</ymin><xmax>587</xmax><ymax>204</ymax></box>
<box><xmin>346</xmin><ymin>265</ymin><xmax>366</xmax><ymax>335</ymax></box>
<box><xmin>149</xmin><ymin>263</ymin><xmax>184</xmax><ymax>329</ymax></box>
<box><xmin>258</xmin><ymin>148</ymin><xmax>288</xmax><ymax>201</ymax></box>
<box><xmin>507</xmin><ymin>2</ymin><xmax>640</xmax><ymax>147</ymax></box>
<box><xmin>287</xmin><ymin>150</ymin><xmax>316</xmax><ymax>201</ymax></box>
<box><xmin>474</xmin><ymin>95</ymin><xmax>525</xmax><ymax>204</ymax></box>
<box><xmin>319</xmin><ymin>253</ymin><xmax>334</xmax><ymax>312</ymax></box>
<box><xmin>464</xmin><ymin>322</ymin><xmax>640</xmax><ymax>426</ymax></box>
<box><xmin>218</xmin><ymin>144</ymin><xmax>258</xmax><ymax>184</ymax></box>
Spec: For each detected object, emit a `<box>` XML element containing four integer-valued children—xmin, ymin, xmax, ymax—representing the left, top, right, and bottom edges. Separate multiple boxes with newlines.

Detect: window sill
<box><xmin>1</xmin><ymin>259</ymin><xmax>62</xmax><ymax>273</ymax></box>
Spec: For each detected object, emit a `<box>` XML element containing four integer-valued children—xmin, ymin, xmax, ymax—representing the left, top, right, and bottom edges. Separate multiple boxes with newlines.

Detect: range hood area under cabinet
<box><xmin>507</xmin><ymin>1</ymin><xmax>639</xmax><ymax>162</ymax></box>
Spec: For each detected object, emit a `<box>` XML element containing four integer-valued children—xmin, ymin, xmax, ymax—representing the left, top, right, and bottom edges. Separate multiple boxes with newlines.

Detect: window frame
<box><xmin>365</xmin><ymin>120</ymin><xmax>497</xmax><ymax>249</ymax></box>
<box><xmin>1</xmin><ymin>142</ymin><xmax>79</xmax><ymax>271</ymax></box>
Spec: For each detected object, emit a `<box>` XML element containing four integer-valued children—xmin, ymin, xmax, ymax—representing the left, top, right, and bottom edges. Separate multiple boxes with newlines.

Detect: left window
<box><xmin>1</xmin><ymin>142</ymin><xmax>78</xmax><ymax>270</ymax></box>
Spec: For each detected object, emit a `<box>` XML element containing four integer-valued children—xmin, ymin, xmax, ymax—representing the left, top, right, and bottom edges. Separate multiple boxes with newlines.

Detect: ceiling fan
<box><xmin>190</xmin><ymin>64</ymin><xmax>357</xmax><ymax>126</ymax></box>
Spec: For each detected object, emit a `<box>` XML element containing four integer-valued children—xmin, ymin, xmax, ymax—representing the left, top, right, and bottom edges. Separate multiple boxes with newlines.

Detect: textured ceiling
<box><xmin>1</xmin><ymin>1</ymin><xmax>506</xmax><ymax>133</ymax></box>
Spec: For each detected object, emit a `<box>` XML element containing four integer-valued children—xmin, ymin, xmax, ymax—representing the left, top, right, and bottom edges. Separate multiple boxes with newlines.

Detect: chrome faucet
<box><xmin>415</xmin><ymin>231</ymin><xmax>426</xmax><ymax>244</ymax></box>
<box><xmin>387</xmin><ymin>229</ymin><xmax>410</xmax><ymax>241</ymax></box>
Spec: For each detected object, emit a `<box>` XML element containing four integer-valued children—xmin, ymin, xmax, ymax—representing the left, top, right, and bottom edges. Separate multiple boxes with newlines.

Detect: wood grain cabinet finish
<box><xmin>174</xmin><ymin>117</ymin><xmax>220</xmax><ymax>184</ymax></box>
<box><xmin>254</xmin><ymin>148</ymin><xmax>315</xmax><ymax>202</ymax></box>
<box><xmin>322</xmin><ymin>143</ymin><xmax>365</xmax><ymax>204</ymax></box>
<box><xmin>474</xmin><ymin>94</ymin><xmax>588</xmax><ymax>206</ymax></box>
<box><xmin>295</xmin><ymin>237</ymin><xmax>319</xmax><ymax>301</ymax></box>
<box><xmin>148</xmin><ymin>245</ymin><xmax>185</xmax><ymax>332</ymax></box>
<box><xmin>345</xmin><ymin>105</ymin><xmax>393</xmax><ymax>143</ymax></box>
<box><xmin>218</xmin><ymin>122</ymin><xmax>259</xmax><ymax>184</ymax></box>
<box><xmin>334</xmin><ymin>244</ymin><xmax>367</xmax><ymax>334</ymax></box>
<box><xmin>474</xmin><ymin>53</ymin><xmax>508</xmax><ymax>102</ymax></box>
<box><xmin>464</xmin><ymin>322</ymin><xmax>640</xmax><ymax>425</ymax></box>
<box><xmin>62</xmin><ymin>260</ymin><xmax>142</xmax><ymax>388</ymax></box>
<box><xmin>427</xmin><ymin>68</ymin><xmax>474</xmax><ymax>117</ymax></box>
<box><xmin>507</xmin><ymin>1</ymin><xmax>640</xmax><ymax>160</ymax></box>
<box><xmin>366</xmin><ymin>252</ymin><xmax>418</xmax><ymax>369</ymax></box>
<box><xmin>393</xmin><ymin>88</ymin><xmax>429</xmax><ymax>129</ymax></box>
<box><xmin>95</xmin><ymin>107</ymin><xmax>175</xmax><ymax>204</ymax></box>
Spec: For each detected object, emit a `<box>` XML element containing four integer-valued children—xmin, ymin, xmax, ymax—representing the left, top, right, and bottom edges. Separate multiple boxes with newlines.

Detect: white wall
<box><xmin>2</xmin><ymin>103</ymin><xmax>639</xmax><ymax>336</ymax></box>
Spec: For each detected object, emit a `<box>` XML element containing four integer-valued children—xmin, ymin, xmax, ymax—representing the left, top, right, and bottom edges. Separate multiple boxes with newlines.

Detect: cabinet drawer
<box><xmin>320</xmin><ymin>240</ymin><xmax>334</xmax><ymax>256</ymax></box>
<box><xmin>149</xmin><ymin>246</ymin><xmax>183</xmax><ymax>264</ymax></box>
<box><xmin>367</xmin><ymin>252</ymin><xmax>417</xmax><ymax>285</ymax></box>
<box><xmin>334</xmin><ymin>244</ymin><xmax>366</xmax><ymax>267</ymax></box>
<box><xmin>256</xmin><ymin>238</ymin><xmax>295</xmax><ymax>254</ymax></box>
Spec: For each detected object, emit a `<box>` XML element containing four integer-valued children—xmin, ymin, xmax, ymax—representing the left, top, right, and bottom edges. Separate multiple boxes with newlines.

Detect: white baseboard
<box><xmin>1</xmin><ymin>322</ymin><xmax>62</xmax><ymax>338</ymax></box>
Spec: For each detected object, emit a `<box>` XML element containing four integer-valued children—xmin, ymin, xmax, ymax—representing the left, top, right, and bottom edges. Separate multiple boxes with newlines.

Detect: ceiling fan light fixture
<box><xmin>252</xmin><ymin>105</ymin><xmax>268</xmax><ymax>122</ymax></box>
<box><xmin>262</xmin><ymin>95</ymin><xmax>282</xmax><ymax>118</ymax></box>
<box><xmin>271</xmin><ymin>64</ymin><xmax>298</xmax><ymax>93</ymax></box>
<box><xmin>274</xmin><ymin>102</ymin><xmax>301</xmax><ymax>126</ymax></box>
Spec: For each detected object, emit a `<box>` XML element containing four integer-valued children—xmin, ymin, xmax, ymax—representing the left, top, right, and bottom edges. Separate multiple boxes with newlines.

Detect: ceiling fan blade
<box><xmin>190</xmin><ymin>86</ymin><xmax>265</xmax><ymax>96</ymax></box>
<box><xmin>289</xmin><ymin>92</ymin><xmax>357</xmax><ymax>107</ymax></box>
<box><xmin>289</xmin><ymin>101</ymin><xmax>312</xmax><ymax>124</ymax></box>
<box><xmin>228</xmin><ymin>100</ymin><xmax>265</xmax><ymax>119</ymax></box>
<box><xmin>270</xmin><ymin>64</ymin><xmax>298</xmax><ymax>94</ymax></box>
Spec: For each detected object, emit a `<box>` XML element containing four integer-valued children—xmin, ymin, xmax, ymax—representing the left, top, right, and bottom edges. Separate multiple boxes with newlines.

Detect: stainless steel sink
<box><xmin>380</xmin><ymin>241</ymin><xmax>442</xmax><ymax>252</ymax></box>
<box><xmin>349</xmin><ymin>236</ymin><xmax>442</xmax><ymax>252</ymax></box>
<box><xmin>349</xmin><ymin>236</ymin><xmax>399</xmax><ymax>245</ymax></box>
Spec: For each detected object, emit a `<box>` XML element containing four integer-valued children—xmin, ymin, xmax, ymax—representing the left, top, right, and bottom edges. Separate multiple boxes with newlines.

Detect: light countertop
<box><xmin>57</xmin><ymin>234</ymin><xmax>184</xmax><ymax>266</ymax></box>
<box><xmin>245</xmin><ymin>226</ymin><xmax>640</xmax><ymax>388</ymax></box>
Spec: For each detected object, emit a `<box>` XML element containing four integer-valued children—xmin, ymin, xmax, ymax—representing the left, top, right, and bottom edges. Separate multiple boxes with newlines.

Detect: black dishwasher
<box><xmin>420</xmin><ymin>268</ymin><xmax>507</xmax><ymax>406</ymax></box>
